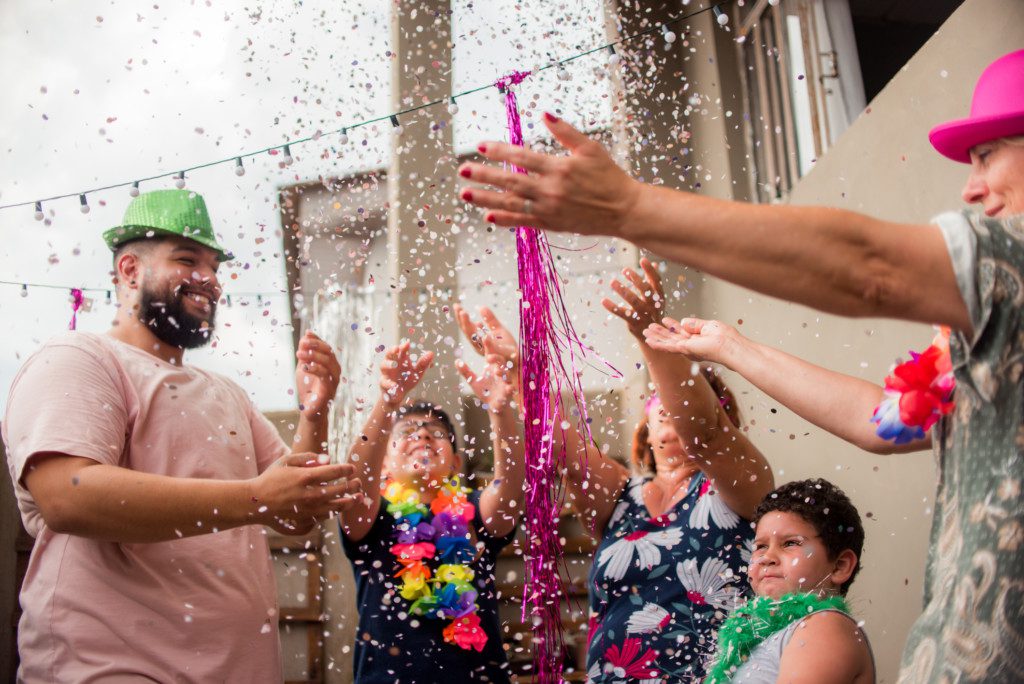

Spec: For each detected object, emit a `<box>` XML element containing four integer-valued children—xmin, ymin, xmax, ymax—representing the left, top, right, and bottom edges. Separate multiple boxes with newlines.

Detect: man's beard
<box><xmin>138</xmin><ymin>282</ymin><xmax>217</xmax><ymax>349</ymax></box>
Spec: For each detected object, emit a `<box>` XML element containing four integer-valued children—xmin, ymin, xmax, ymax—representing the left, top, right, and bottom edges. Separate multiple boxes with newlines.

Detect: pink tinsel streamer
<box><xmin>68</xmin><ymin>288</ymin><xmax>84</xmax><ymax>330</ymax></box>
<box><xmin>497</xmin><ymin>71</ymin><xmax>595</xmax><ymax>683</ymax></box>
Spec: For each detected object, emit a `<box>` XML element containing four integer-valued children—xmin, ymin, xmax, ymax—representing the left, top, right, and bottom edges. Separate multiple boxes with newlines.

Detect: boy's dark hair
<box><xmin>395</xmin><ymin>401</ymin><xmax>458</xmax><ymax>451</ymax></box>
<box><xmin>753</xmin><ymin>478</ymin><xmax>864</xmax><ymax>595</ymax></box>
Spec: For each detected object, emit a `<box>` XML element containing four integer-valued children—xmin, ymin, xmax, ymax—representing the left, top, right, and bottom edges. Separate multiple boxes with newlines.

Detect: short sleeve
<box><xmin>340</xmin><ymin>504</ymin><xmax>392</xmax><ymax>555</ymax></box>
<box><xmin>933</xmin><ymin>211</ymin><xmax>981</xmax><ymax>331</ymax></box>
<box><xmin>470</xmin><ymin>490</ymin><xmax>516</xmax><ymax>552</ymax></box>
<box><xmin>933</xmin><ymin>210</ymin><xmax>1024</xmax><ymax>401</ymax></box>
<box><xmin>3</xmin><ymin>340</ymin><xmax>129</xmax><ymax>485</ymax></box>
<box><xmin>247</xmin><ymin>403</ymin><xmax>290</xmax><ymax>474</ymax></box>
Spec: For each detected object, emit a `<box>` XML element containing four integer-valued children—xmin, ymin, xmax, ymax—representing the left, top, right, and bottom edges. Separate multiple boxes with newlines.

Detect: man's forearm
<box><xmin>340</xmin><ymin>397</ymin><xmax>393</xmax><ymax>538</ymax></box>
<box><xmin>480</xmin><ymin>406</ymin><xmax>524</xmax><ymax>535</ymax></box>
<box><xmin>488</xmin><ymin>407</ymin><xmax>523</xmax><ymax>492</ymax></box>
<box><xmin>293</xmin><ymin>413</ymin><xmax>329</xmax><ymax>454</ymax></box>
<box><xmin>27</xmin><ymin>458</ymin><xmax>255</xmax><ymax>544</ymax></box>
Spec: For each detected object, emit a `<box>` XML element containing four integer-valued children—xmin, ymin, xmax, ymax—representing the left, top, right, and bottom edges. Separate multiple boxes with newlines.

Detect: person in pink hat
<box><xmin>459</xmin><ymin>49</ymin><xmax>1024</xmax><ymax>682</ymax></box>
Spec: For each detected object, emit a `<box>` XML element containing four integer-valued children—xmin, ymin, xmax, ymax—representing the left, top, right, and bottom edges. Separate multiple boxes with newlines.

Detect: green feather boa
<box><xmin>705</xmin><ymin>592</ymin><xmax>850</xmax><ymax>683</ymax></box>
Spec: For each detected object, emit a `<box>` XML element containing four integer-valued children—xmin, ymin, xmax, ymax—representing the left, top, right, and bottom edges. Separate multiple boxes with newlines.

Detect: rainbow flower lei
<box><xmin>384</xmin><ymin>476</ymin><xmax>488</xmax><ymax>652</ymax></box>
<box><xmin>871</xmin><ymin>328</ymin><xmax>955</xmax><ymax>444</ymax></box>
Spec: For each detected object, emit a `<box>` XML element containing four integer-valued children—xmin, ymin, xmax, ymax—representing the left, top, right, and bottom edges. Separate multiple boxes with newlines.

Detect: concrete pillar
<box><xmin>605</xmin><ymin>1</ymin><xmax>751</xmax><ymax>437</ymax></box>
<box><xmin>387</xmin><ymin>1</ymin><xmax>461</xmax><ymax>409</ymax></box>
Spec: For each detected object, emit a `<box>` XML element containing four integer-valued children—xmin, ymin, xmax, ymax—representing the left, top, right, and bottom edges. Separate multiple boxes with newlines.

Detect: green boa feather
<box><xmin>705</xmin><ymin>592</ymin><xmax>850</xmax><ymax>683</ymax></box>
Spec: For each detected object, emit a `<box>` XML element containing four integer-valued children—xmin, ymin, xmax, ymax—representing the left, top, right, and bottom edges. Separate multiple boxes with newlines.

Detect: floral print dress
<box><xmin>586</xmin><ymin>473</ymin><xmax>754</xmax><ymax>683</ymax></box>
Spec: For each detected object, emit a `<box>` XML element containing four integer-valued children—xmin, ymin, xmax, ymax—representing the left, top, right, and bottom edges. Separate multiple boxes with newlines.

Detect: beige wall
<box><xmin>694</xmin><ymin>1</ymin><xmax>1024</xmax><ymax>681</ymax></box>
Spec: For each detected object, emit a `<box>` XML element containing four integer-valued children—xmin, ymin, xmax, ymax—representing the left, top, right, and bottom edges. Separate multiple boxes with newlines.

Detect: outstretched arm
<box><xmin>606</xmin><ymin>259</ymin><xmax>774</xmax><ymax>519</ymax></box>
<box><xmin>340</xmin><ymin>342</ymin><xmax>434</xmax><ymax>542</ymax></box>
<box><xmin>457</xmin><ymin>115</ymin><xmax>972</xmax><ymax>335</ymax></box>
<box><xmin>644</xmin><ymin>317</ymin><xmax>932</xmax><ymax>455</ymax></box>
<box><xmin>291</xmin><ymin>330</ymin><xmax>341</xmax><ymax>456</ymax></box>
<box><xmin>454</xmin><ymin>303</ymin><xmax>628</xmax><ymax>537</ymax></box>
<box><xmin>23</xmin><ymin>453</ymin><xmax>359</xmax><ymax>543</ymax></box>
<box><xmin>457</xmin><ymin>351</ymin><xmax>524</xmax><ymax>537</ymax></box>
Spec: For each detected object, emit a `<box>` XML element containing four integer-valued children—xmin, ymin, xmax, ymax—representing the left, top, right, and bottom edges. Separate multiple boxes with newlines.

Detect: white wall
<box><xmin>695</xmin><ymin>1</ymin><xmax>1024</xmax><ymax>679</ymax></box>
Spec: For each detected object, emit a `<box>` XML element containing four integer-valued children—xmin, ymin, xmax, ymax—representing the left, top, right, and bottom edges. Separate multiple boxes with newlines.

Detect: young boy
<box><xmin>339</xmin><ymin>341</ymin><xmax>524</xmax><ymax>683</ymax></box>
<box><xmin>705</xmin><ymin>478</ymin><xmax>876</xmax><ymax>683</ymax></box>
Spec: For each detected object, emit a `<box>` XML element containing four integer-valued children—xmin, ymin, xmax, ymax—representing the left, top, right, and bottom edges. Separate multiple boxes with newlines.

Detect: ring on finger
<box><xmin>522</xmin><ymin>198</ymin><xmax>533</xmax><ymax>215</ymax></box>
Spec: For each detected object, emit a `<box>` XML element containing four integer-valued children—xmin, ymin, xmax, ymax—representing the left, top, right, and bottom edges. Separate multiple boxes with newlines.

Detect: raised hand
<box><xmin>454</xmin><ymin>304</ymin><xmax>518</xmax><ymax>365</ymax></box>
<box><xmin>456</xmin><ymin>354</ymin><xmax>514</xmax><ymax>414</ymax></box>
<box><xmin>643</xmin><ymin>317</ymin><xmax>741</xmax><ymax>367</ymax></box>
<box><xmin>251</xmin><ymin>453</ymin><xmax>361</xmax><ymax>535</ymax></box>
<box><xmin>457</xmin><ymin>113</ymin><xmax>643</xmax><ymax>235</ymax></box>
<box><xmin>601</xmin><ymin>257</ymin><xmax>667</xmax><ymax>340</ymax></box>
<box><xmin>379</xmin><ymin>341</ymin><xmax>435</xmax><ymax>408</ymax></box>
<box><xmin>295</xmin><ymin>330</ymin><xmax>341</xmax><ymax>420</ymax></box>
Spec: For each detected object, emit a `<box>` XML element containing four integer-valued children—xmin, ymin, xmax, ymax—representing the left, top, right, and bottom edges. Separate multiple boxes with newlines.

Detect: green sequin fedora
<box><xmin>103</xmin><ymin>189</ymin><xmax>233</xmax><ymax>261</ymax></box>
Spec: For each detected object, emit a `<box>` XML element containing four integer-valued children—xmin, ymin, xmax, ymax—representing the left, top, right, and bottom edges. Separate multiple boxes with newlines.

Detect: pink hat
<box><xmin>929</xmin><ymin>49</ymin><xmax>1024</xmax><ymax>164</ymax></box>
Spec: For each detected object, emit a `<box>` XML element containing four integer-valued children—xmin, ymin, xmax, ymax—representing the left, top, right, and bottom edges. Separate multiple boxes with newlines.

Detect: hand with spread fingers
<box><xmin>295</xmin><ymin>330</ymin><xmax>342</xmax><ymax>420</ymax></box>
<box><xmin>253</xmin><ymin>453</ymin><xmax>362</xmax><ymax>536</ymax></box>
<box><xmin>379</xmin><ymin>341</ymin><xmax>435</xmax><ymax>408</ymax></box>
<box><xmin>600</xmin><ymin>257</ymin><xmax>667</xmax><ymax>341</ymax></box>
<box><xmin>454</xmin><ymin>303</ymin><xmax>520</xmax><ymax>397</ymax></box>
<box><xmin>456</xmin><ymin>354</ymin><xmax>515</xmax><ymax>414</ymax></box>
<box><xmin>457</xmin><ymin>112</ymin><xmax>643</xmax><ymax>235</ymax></box>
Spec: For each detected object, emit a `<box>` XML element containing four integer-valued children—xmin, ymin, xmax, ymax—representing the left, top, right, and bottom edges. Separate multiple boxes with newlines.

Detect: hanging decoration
<box><xmin>871</xmin><ymin>328</ymin><xmax>955</xmax><ymax>444</ymax></box>
<box><xmin>497</xmin><ymin>69</ymin><xmax>596</xmax><ymax>683</ymax></box>
<box><xmin>0</xmin><ymin>2</ymin><xmax>727</xmax><ymax>216</ymax></box>
<box><xmin>68</xmin><ymin>288</ymin><xmax>84</xmax><ymax>330</ymax></box>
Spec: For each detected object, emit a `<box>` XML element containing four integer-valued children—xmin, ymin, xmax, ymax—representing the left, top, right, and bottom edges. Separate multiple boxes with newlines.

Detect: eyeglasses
<box><xmin>393</xmin><ymin>420</ymin><xmax>451</xmax><ymax>441</ymax></box>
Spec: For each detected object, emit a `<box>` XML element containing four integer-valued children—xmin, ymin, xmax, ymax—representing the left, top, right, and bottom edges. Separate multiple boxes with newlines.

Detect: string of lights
<box><xmin>1</xmin><ymin>1</ymin><xmax>730</xmax><ymax>216</ymax></box>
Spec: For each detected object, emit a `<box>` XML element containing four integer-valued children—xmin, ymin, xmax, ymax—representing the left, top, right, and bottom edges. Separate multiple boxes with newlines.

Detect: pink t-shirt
<box><xmin>2</xmin><ymin>332</ymin><xmax>291</xmax><ymax>683</ymax></box>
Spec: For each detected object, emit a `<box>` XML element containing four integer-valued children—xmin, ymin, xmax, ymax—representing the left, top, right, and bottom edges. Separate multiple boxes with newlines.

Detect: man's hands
<box><xmin>454</xmin><ymin>304</ymin><xmax>520</xmax><ymax>400</ymax></box>
<box><xmin>457</xmin><ymin>355</ymin><xmax>515</xmax><ymax>414</ymax></box>
<box><xmin>249</xmin><ymin>453</ymin><xmax>361</xmax><ymax>535</ymax></box>
<box><xmin>380</xmin><ymin>341</ymin><xmax>434</xmax><ymax>408</ymax></box>
<box><xmin>295</xmin><ymin>331</ymin><xmax>341</xmax><ymax>421</ymax></box>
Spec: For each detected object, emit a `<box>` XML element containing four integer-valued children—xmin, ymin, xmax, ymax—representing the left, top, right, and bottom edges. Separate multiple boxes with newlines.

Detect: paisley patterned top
<box><xmin>898</xmin><ymin>211</ymin><xmax>1024</xmax><ymax>683</ymax></box>
<box><xmin>586</xmin><ymin>473</ymin><xmax>754</xmax><ymax>683</ymax></box>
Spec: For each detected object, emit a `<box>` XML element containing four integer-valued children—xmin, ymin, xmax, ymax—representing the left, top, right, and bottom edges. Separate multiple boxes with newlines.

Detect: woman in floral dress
<box><xmin>566</xmin><ymin>260</ymin><xmax>774</xmax><ymax>682</ymax></box>
<box><xmin>455</xmin><ymin>260</ymin><xmax>775</xmax><ymax>682</ymax></box>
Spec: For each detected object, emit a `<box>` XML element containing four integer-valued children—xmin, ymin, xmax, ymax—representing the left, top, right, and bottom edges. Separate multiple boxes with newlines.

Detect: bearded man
<box><xmin>2</xmin><ymin>189</ymin><xmax>358</xmax><ymax>682</ymax></box>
